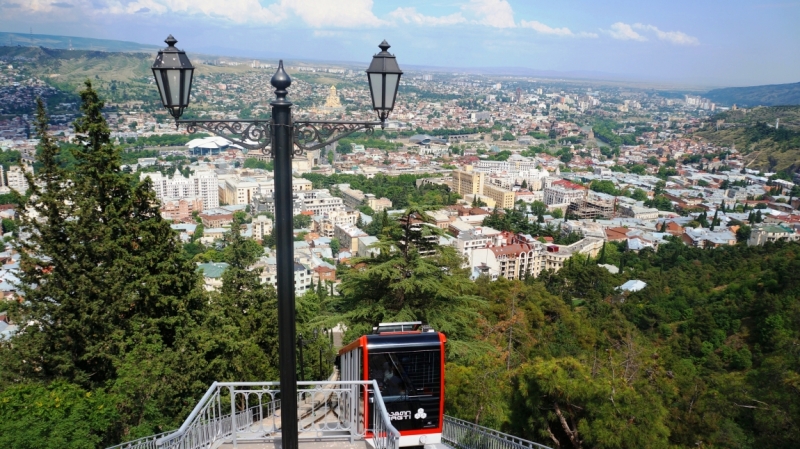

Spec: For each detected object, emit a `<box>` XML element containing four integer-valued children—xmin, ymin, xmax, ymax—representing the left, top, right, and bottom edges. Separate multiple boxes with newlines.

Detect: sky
<box><xmin>0</xmin><ymin>0</ymin><xmax>798</xmax><ymax>87</ymax></box>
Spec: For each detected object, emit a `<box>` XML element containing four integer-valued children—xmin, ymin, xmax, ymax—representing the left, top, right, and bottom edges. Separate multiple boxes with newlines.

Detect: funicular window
<box><xmin>368</xmin><ymin>349</ymin><xmax>441</xmax><ymax>399</ymax></box>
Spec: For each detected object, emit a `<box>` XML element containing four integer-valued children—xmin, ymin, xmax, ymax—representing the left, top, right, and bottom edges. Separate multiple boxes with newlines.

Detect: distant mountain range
<box><xmin>0</xmin><ymin>31</ymin><xmax>161</xmax><ymax>53</ymax></box>
<box><xmin>705</xmin><ymin>82</ymin><xmax>800</xmax><ymax>107</ymax></box>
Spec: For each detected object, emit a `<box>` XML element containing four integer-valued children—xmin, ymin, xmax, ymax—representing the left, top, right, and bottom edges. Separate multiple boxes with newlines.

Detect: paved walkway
<box><xmin>217</xmin><ymin>370</ymin><xmax>356</xmax><ymax>449</ymax></box>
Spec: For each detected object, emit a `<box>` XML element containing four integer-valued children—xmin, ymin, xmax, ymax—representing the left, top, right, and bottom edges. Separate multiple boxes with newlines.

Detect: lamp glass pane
<box><xmin>182</xmin><ymin>69</ymin><xmax>193</xmax><ymax>106</ymax></box>
<box><xmin>369</xmin><ymin>73</ymin><xmax>384</xmax><ymax>109</ymax></box>
<box><xmin>154</xmin><ymin>70</ymin><xmax>168</xmax><ymax>106</ymax></box>
<box><xmin>383</xmin><ymin>74</ymin><xmax>399</xmax><ymax>110</ymax></box>
<box><xmin>167</xmin><ymin>69</ymin><xmax>181</xmax><ymax>106</ymax></box>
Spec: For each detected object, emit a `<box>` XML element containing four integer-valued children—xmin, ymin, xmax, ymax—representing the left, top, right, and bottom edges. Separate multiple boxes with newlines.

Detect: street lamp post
<box><xmin>151</xmin><ymin>36</ymin><xmax>402</xmax><ymax>449</ymax></box>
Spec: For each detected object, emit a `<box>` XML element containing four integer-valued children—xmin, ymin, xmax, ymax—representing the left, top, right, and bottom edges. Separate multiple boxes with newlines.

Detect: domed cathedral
<box><xmin>311</xmin><ymin>85</ymin><xmax>345</xmax><ymax>114</ymax></box>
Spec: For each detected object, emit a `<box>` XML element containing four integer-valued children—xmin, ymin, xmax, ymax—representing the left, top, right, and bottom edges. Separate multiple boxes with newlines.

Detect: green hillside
<box><xmin>0</xmin><ymin>46</ymin><xmax>255</xmax><ymax>108</ymax></box>
<box><xmin>694</xmin><ymin>106</ymin><xmax>800</xmax><ymax>174</ymax></box>
<box><xmin>0</xmin><ymin>31</ymin><xmax>160</xmax><ymax>53</ymax></box>
<box><xmin>0</xmin><ymin>46</ymin><xmax>158</xmax><ymax>105</ymax></box>
<box><xmin>705</xmin><ymin>82</ymin><xmax>800</xmax><ymax>107</ymax></box>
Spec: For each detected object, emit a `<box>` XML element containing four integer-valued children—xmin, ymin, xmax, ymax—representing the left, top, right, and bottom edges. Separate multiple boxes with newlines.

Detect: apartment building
<box><xmin>451</xmin><ymin>167</ymin><xmax>485</xmax><ymax>197</ymax></box>
<box><xmin>6</xmin><ymin>165</ymin><xmax>29</xmax><ymax>193</ymax></box>
<box><xmin>252</xmin><ymin>215</ymin><xmax>273</xmax><ymax>241</ymax></box>
<box><xmin>470</xmin><ymin>233</ymin><xmax>603</xmax><ymax>281</ymax></box>
<box><xmin>334</xmin><ymin>223</ymin><xmax>369</xmax><ymax>253</ymax></box>
<box><xmin>483</xmin><ymin>184</ymin><xmax>515</xmax><ymax>209</ymax></box>
<box><xmin>336</xmin><ymin>184</ymin><xmax>392</xmax><ymax>211</ymax></box>
<box><xmin>220</xmin><ymin>177</ymin><xmax>259</xmax><ymax>206</ymax></box>
<box><xmin>314</xmin><ymin>209</ymin><xmax>360</xmax><ymax>238</ymax></box>
<box><xmin>141</xmin><ymin>168</ymin><xmax>220</xmax><ymax>209</ymax></box>
<box><xmin>160</xmin><ymin>198</ymin><xmax>203</xmax><ymax>221</ymax></box>
<box><xmin>260</xmin><ymin>262</ymin><xmax>313</xmax><ymax>296</ymax></box>
<box><xmin>543</xmin><ymin>179</ymin><xmax>586</xmax><ymax>205</ymax></box>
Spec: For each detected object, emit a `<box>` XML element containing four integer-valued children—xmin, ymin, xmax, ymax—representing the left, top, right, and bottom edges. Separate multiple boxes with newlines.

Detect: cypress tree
<box><xmin>8</xmin><ymin>83</ymin><xmax>204</xmax><ymax>388</ymax></box>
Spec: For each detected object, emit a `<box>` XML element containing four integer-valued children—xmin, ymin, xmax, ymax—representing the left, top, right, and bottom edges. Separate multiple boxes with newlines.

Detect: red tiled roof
<box><xmin>552</xmin><ymin>179</ymin><xmax>586</xmax><ymax>190</ymax></box>
<box><xmin>490</xmin><ymin>243</ymin><xmax>533</xmax><ymax>257</ymax></box>
<box><xmin>605</xmin><ymin>227</ymin><xmax>629</xmax><ymax>241</ymax></box>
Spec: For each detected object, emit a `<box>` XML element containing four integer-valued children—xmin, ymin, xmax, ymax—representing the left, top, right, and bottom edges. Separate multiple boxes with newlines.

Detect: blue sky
<box><xmin>1</xmin><ymin>0</ymin><xmax>798</xmax><ymax>87</ymax></box>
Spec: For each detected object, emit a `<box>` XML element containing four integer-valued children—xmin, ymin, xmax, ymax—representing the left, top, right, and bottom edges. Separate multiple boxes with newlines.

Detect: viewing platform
<box><xmin>108</xmin><ymin>372</ymin><xmax>551</xmax><ymax>449</ymax></box>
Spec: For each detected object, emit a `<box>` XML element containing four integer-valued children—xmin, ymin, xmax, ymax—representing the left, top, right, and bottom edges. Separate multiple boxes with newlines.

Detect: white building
<box><xmin>6</xmin><ymin>165</ymin><xmax>30</xmax><ymax>193</ymax></box>
<box><xmin>141</xmin><ymin>168</ymin><xmax>219</xmax><ymax>209</ymax></box>
<box><xmin>260</xmin><ymin>262</ymin><xmax>313</xmax><ymax>296</ymax></box>
<box><xmin>543</xmin><ymin>179</ymin><xmax>586</xmax><ymax>206</ymax></box>
<box><xmin>252</xmin><ymin>215</ymin><xmax>273</xmax><ymax>241</ymax></box>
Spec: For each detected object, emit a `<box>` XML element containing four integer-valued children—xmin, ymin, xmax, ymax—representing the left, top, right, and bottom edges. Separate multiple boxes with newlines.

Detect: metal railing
<box><xmin>106</xmin><ymin>431</ymin><xmax>175</xmax><ymax>449</ymax></box>
<box><xmin>107</xmin><ymin>380</ymin><xmax>399</xmax><ymax>449</ymax></box>
<box><xmin>442</xmin><ymin>415</ymin><xmax>552</xmax><ymax>449</ymax></box>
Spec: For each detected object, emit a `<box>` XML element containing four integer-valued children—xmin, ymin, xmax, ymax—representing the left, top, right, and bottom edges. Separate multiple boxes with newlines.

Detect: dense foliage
<box><xmin>1</xmin><ymin>86</ymin><xmax>798</xmax><ymax>449</ymax></box>
<box><xmin>0</xmin><ymin>86</ymin><xmax>308</xmax><ymax>446</ymax></box>
<box><xmin>328</xmin><ymin>206</ymin><xmax>800</xmax><ymax>449</ymax></box>
<box><xmin>592</xmin><ymin>120</ymin><xmax>638</xmax><ymax>147</ymax></box>
<box><xmin>302</xmin><ymin>173</ymin><xmax>459</xmax><ymax>209</ymax></box>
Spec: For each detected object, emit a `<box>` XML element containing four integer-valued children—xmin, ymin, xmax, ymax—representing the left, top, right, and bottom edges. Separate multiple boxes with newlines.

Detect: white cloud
<box><xmin>604</xmin><ymin>22</ymin><xmax>699</xmax><ymax>45</ymax></box>
<box><xmin>9</xmin><ymin>0</ymin><xmax>387</xmax><ymax>27</ymax></box>
<box><xmin>606</xmin><ymin>22</ymin><xmax>648</xmax><ymax>41</ymax></box>
<box><xmin>462</xmin><ymin>0</ymin><xmax>515</xmax><ymax>28</ymax></box>
<box><xmin>520</xmin><ymin>20</ymin><xmax>572</xmax><ymax>36</ymax></box>
<box><xmin>519</xmin><ymin>20</ymin><xmax>597</xmax><ymax>38</ymax></box>
<box><xmin>388</xmin><ymin>7</ymin><xmax>466</xmax><ymax>26</ymax></box>
<box><xmin>280</xmin><ymin>0</ymin><xmax>386</xmax><ymax>28</ymax></box>
<box><xmin>633</xmin><ymin>23</ymin><xmax>699</xmax><ymax>46</ymax></box>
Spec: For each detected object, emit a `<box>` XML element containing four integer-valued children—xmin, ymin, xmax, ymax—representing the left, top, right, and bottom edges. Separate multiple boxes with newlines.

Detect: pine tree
<box><xmin>8</xmin><ymin>83</ymin><xmax>204</xmax><ymax>388</ymax></box>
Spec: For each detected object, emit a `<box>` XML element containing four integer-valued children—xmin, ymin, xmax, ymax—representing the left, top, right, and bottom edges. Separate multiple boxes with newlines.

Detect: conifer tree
<box><xmin>8</xmin><ymin>83</ymin><xmax>204</xmax><ymax>388</ymax></box>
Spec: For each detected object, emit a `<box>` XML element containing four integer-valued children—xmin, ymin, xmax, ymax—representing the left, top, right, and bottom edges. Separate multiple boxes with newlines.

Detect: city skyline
<box><xmin>0</xmin><ymin>0</ymin><xmax>798</xmax><ymax>87</ymax></box>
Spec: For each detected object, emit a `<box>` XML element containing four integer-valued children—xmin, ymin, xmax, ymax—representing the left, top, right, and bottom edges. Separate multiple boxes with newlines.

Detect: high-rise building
<box><xmin>543</xmin><ymin>180</ymin><xmax>586</xmax><ymax>206</ymax></box>
<box><xmin>6</xmin><ymin>165</ymin><xmax>29</xmax><ymax>193</ymax></box>
<box><xmin>451</xmin><ymin>167</ymin><xmax>485</xmax><ymax>197</ymax></box>
<box><xmin>484</xmin><ymin>184</ymin><xmax>515</xmax><ymax>209</ymax></box>
<box><xmin>141</xmin><ymin>169</ymin><xmax>219</xmax><ymax>209</ymax></box>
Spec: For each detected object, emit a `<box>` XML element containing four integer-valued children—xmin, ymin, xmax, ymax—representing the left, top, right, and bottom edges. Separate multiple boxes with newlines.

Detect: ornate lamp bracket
<box><xmin>179</xmin><ymin>118</ymin><xmax>379</xmax><ymax>158</ymax></box>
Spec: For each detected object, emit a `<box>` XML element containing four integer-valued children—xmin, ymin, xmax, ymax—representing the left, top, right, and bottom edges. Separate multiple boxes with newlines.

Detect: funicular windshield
<box><xmin>368</xmin><ymin>349</ymin><xmax>441</xmax><ymax>430</ymax></box>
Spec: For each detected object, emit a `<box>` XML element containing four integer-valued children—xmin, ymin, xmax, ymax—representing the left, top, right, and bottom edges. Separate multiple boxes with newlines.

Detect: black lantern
<box><xmin>152</xmin><ymin>35</ymin><xmax>194</xmax><ymax>121</ymax></box>
<box><xmin>366</xmin><ymin>40</ymin><xmax>403</xmax><ymax>126</ymax></box>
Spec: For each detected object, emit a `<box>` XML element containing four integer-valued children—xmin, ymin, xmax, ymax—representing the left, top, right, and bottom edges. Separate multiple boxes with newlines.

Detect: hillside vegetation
<box><xmin>705</xmin><ymin>82</ymin><xmax>800</xmax><ymax>107</ymax></box>
<box><xmin>0</xmin><ymin>46</ymin><xmax>255</xmax><ymax>105</ymax></box>
<box><xmin>694</xmin><ymin>106</ymin><xmax>800</xmax><ymax>174</ymax></box>
<box><xmin>0</xmin><ymin>32</ymin><xmax>161</xmax><ymax>53</ymax></box>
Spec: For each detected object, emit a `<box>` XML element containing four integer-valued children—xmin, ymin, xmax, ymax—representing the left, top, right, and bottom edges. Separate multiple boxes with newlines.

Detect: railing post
<box><xmin>230</xmin><ymin>387</ymin><xmax>237</xmax><ymax>449</ymax></box>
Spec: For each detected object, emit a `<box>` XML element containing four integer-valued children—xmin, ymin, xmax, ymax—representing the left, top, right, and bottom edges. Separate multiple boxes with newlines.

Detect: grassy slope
<box><xmin>693</xmin><ymin>106</ymin><xmax>800</xmax><ymax>173</ymax></box>
<box><xmin>705</xmin><ymin>82</ymin><xmax>800</xmax><ymax>107</ymax></box>
<box><xmin>1</xmin><ymin>46</ymin><xmax>257</xmax><ymax>105</ymax></box>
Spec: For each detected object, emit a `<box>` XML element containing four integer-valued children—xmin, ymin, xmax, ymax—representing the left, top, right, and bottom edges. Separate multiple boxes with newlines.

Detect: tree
<box><xmin>736</xmin><ymin>225</ymin><xmax>751</xmax><ymax>242</ymax></box>
<box><xmin>552</xmin><ymin>208</ymin><xmax>564</xmax><ymax>219</ymax></box>
<box><xmin>204</xmin><ymin>213</ymin><xmax>280</xmax><ymax>383</ymax></box>
<box><xmin>4</xmin><ymin>85</ymin><xmax>206</xmax><ymax>439</ymax></box>
<box><xmin>0</xmin><ymin>381</ymin><xmax>120</xmax><ymax>448</ymax></box>
<box><xmin>530</xmin><ymin>201</ymin><xmax>547</xmax><ymax>217</ymax></box>
<box><xmin>630</xmin><ymin>188</ymin><xmax>648</xmax><ymax>202</ymax></box>
<box><xmin>330</xmin><ymin>238</ymin><xmax>341</xmax><ymax>255</ymax></box>
<box><xmin>294</xmin><ymin>214</ymin><xmax>312</xmax><ymax>229</ymax></box>
<box><xmin>1</xmin><ymin>218</ymin><xmax>17</xmax><ymax>235</ymax></box>
<box><xmin>591</xmin><ymin>180</ymin><xmax>619</xmax><ymax>196</ymax></box>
